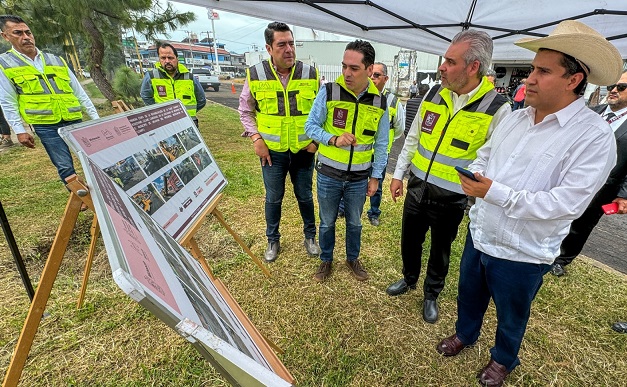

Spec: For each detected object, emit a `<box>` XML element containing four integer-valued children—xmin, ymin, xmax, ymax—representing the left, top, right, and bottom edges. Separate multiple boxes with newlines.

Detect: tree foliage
<box><xmin>113</xmin><ymin>65</ymin><xmax>142</xmax><ymax>103</ymax></box>
<box><xmin>0</xmin><ymin>0</ymin><xmax>195</xmax><ymax>101</ymax></box>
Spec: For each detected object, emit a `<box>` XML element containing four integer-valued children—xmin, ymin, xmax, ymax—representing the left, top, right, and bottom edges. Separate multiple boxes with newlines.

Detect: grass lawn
<box><xmin>1</xmin><ymin>102</ymin><xmax>626</xmax><ymax>386</ymax></box>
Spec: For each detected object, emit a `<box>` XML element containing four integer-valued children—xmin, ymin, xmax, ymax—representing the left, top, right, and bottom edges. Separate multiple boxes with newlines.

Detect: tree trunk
<box><xmin>81</xmin><ymin>16</ymin><xmax>116</xmax><ymax>101</ymax></box>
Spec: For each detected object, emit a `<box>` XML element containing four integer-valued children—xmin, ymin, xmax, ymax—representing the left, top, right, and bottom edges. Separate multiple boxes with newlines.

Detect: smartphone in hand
<box><xmin>602</xmin><ymin>202</ymin><xmax>619</xmax><ymax>215</ymax></box>
<box><xmin>455</xmin><ymin>166</ymin><xmax>479</xmax><ymax>182</ymax></box>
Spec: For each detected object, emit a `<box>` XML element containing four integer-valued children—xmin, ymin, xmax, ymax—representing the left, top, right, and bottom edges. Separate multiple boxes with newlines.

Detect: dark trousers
<box><xmin>261</xmin><ymin>149</ymin><xmax>316</xmax><ymax>242</ymax></box>
<box><xmin>400</xmin><ymin>183</ymin><xmax>465</xmax><ymax>300</ymax></box>
<box><xmin>455</xmin><ymin>231</ymin><xmax>551</xmax><ymax>372</ymax></box>
<box><xmin>0</xmin><ymin>107</ymin><xmax>10</xmax><ymax>136</ymax></box>
<box><xmin>554</xmin><ymin>184</ymin><xmax>618</xmax><ymax>266</ymax></box>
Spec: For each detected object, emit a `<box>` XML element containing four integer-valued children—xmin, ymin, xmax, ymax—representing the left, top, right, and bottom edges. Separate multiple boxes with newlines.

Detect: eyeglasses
<box><xmin>371</xmin><ymin>72</ymin><xmax>385</xmax><ymax>79</ymax></box>
<box><xmin>606</xmin><ymin>83</ymin><xmax>627</xmax><ymax>92</ymax></box>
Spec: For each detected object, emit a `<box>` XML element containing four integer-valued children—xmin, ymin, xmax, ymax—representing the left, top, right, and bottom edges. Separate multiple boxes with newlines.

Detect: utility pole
<box><xmin>183</xmin><ymin>30</ymin><xmax>194</xmax><ymax>68</ymax></box>
<box><xmin>207</xmin><ymin>8</ymin><xmax>221</xmax><ymax>73</ymax></box>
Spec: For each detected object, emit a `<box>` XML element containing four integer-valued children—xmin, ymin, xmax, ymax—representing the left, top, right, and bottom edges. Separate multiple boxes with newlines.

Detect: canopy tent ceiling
<box><xmin>179</xmin><ymin>0</ymin><xmax>627</xmax><ymax>61</ymax></box>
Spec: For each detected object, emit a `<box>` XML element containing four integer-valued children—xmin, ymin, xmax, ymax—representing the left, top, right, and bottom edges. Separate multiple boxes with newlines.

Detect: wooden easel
<box><xmin>111</xmin><ymin>99</ymin><xmax>132</xmax><ymax>114</ymax></box>
<box><xmin>75</xmin><ymin>182</ymin><xmax>270</xmax><ymax>309</ymax></box>
<box><xmin>2</xmin><ymin>179</ymin><xmax>281</xmax><ymax>387</ymax></box>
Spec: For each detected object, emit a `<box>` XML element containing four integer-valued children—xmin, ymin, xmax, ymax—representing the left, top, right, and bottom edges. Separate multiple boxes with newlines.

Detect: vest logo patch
<box><xmin>422</xmin><ymin>111</ymin><xmax>440</xmax><ymax>134</ymax></box>
<box><xmin>156</xmin><ymin>85</ymin><xmax>167</xmax><ymax>97</ymax></box>
<box><xmin>333</xmin><ymin>107</ymin><xmax>348</xmax><ymax>129</ymax></box>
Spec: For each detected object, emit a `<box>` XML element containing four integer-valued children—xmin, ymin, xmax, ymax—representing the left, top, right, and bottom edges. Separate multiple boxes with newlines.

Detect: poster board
<box><xmin>79</xmin><ymin>152</ymin><xmax>292</xmax><ymax>386</ymax></box>
<box><xmin>58</xmin><ymin>101</ymin><xmax>226</xmax><ymax>240</ymax></box>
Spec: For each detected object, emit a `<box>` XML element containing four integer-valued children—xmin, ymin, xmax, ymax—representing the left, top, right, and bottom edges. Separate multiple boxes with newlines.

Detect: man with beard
<box><xmin>386</xmin><ymin>29</ymin><xmax>510</xmax><ymax>324</ymax></box>
<box><xmin>141</xmin><ymin>43</ymin><xmax>206</xmax><ymax>127</ymax></box>
<box><xmin>550</xmin><ymin>70</ymin><xmax>627</xmax><ymax>277</ymax></box>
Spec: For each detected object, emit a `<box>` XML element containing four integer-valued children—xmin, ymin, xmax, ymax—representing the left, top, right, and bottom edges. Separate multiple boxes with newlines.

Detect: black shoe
<box><xmin>423</xmin><ymin>299</ymin><xmax>439</xmax><ymax>324</ymax></box>
<box><xmin>337</xmin><ymin>211</ymin><xmax>345</xmax><ymax>218</ymax></box>
<box><xmin>264</xmin><ymin>241</ymin><xmax>280</xmax><ymax>262</ymax></box>
<box><xmin>612</xmin><ymin>321</ymin><xmax>627</xmax><ymax>333</ymax></box>
<box><xmin>304</xmin><ymin>238</ymin><xmax>320</xmax><ymax>256</ymax></box>
<box><xmin>386</xmin><ymin>278</ymin><xmax>416</xmax><ymax>296</ymax></box>
<box><xmin>551</xmin><ymin>263</ymin><xmax>566</xmax><ymax>277</ymax></box>
<box><xmin>368</xmin><ymin>217</ymin><xmax>380</xmax><ymax>226</ymax></box>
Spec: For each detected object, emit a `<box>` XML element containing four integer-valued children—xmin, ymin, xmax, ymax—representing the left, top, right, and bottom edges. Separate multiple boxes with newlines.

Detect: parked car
<box><xmin>191</xmin><ymin>68</ymin><xmax>220</xmax><ymax>92</ymax></box>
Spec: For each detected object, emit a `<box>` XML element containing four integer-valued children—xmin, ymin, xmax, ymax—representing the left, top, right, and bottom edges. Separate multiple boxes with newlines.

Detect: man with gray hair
<box><xmin>386</xmin><ymin>29</ymin><xmax>511</xmax><ymax>324</ymax></box>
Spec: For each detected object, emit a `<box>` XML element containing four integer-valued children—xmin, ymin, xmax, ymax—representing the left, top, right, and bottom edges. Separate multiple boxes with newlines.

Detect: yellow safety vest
<box><xmin>410</xmin><ymin>78</ymin><xmax>507</xmax><ymax>194</ymax></box>
<box><xmin>247</xmin><ymin>60</ymin><xmax>319</xmax><ymax>153</ymax></box>
<box><xmin>149</xmin><ymin>63</ymin><xmax>197</xmax><ymax>117</ymax></box>
<box><xmin>0</xmin><ymin>49</ymin><xmax>83</xmax><ymax>124</ymax></box>
<box><xmin>317</xmin><ymin>76</ymin><xmax>387</xmax><ymax>176</ymax></box>
<box><xmin>383</xmin><ymin>89</ymin><xmax>398</xmax><ymax>153</ymax></box>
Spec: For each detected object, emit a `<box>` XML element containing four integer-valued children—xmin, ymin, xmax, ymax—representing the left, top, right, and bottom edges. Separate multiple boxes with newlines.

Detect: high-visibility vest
<box><xmin>0</xmin><ymin>49</ymin><xmax>83</xmax><ymax>124</ymax></box>
<box><xmin>317</xmin><ymin>76</ymin><xmax>387</xmax><ymax>175</ymax></box>
<box><xmin>410</xmin><ymin>78</ymin><xmax>507</xmax><ymax>194</ymax></box>
<box><xmin>383</xmin><ymin>89</ymin><xmax>398</xmax><ymax>153</ymax></box>
<box><xmin>247</xmin><ymin>60</ymin><xmax>319</xmax><ymax>153</ymax></box>
<box><xmin>149</xmin><ymin>63</ymin><xmax>197</xmax><ymax>117</ymax></box>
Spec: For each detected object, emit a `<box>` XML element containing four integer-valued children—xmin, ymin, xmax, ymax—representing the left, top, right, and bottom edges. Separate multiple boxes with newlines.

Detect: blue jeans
<box><xmin>455</xmin><ymin>231</ymin><xmax>550</xmax><ymax>371</ymax></box>
<box><xmin>32</xmin><ymin>120</ymin><xmax>82</xmax><ymax>182</ymax></box>
<box><xmin>261</xmin><ymin>149</ymin><xmax>316</xmax><ymax>242</ymax></box>
<box><xmin>317</xmin><ymin>173</ymin><xmax>367</xmax><ymax>262</ymax></box>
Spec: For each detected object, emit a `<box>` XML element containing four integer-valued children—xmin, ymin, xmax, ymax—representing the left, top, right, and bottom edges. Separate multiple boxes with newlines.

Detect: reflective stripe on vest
<box><xmin>247</xmin><ymin>60</ymin><xmax>319</xmax><ymax>153</ymax></box>
<box><xmin>150</xmin><ymin>63</ymin><xmax>197</xmax><ymax>116</ymax></box>
<box><xmin>317</xmin><ymin>76</ymin><xmax>386</xmax><ymax>172</ymax></box>
<box><xmin>383</xmin><ymin>89</ymin><xmax>398</xmax><ymax>153</ymax></box>
<box><xmin>0</xmin><ymin>50</ymin><xmax>82</xmax><ymax>124</ymax></box>
<box><xmin>410</xmin><ymin>78</ymin><xmax>507</xmax><ymax>194</ymax></box>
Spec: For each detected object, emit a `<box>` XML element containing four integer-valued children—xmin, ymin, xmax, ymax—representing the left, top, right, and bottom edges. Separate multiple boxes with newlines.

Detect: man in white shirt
<box><xmin>551</xmin><ymin>70</ymin><xmax>627</xmax><ymax>277</ymax></box>
<box><xmin>436</xmin><ymin>21</ymin><xmax>621</xmax><ymax>387</ymax></box>
<box><xmin>0</xmin><ymin>15</ymin><xmax>99</xmax><ymax>184</ymax></box>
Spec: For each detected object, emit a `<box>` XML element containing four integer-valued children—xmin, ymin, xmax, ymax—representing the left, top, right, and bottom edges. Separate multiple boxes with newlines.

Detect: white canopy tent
<box><xmin>178</xmin><ymin>0</ymin><xmax>627</xmax><ymax>61</ymax></box>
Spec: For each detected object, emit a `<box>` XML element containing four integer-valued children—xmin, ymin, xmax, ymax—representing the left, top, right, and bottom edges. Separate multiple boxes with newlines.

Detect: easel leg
<box><xmin>187</xmin><ymin>237</ymin><xmax>216</xmax><ymax>280</ymax></box>
<box><xmin>211</xmin><ymin>208</ymin><xmax>271</xmax><ymax>278</ymax></box>
<box><xmin>76</xmin><ymin>216</ymin><xmax>99</xmax><ymax>309</ymax></box>
<box><xmin>3</xmin><ymin>193</ymin><xmax>82</xmax><ymax>387</ymax></box>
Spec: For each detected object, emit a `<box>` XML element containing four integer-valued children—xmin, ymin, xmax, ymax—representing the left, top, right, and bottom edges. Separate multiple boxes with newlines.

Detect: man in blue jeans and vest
<box><xmin>0</xmin><ymin>15</ymin><xmax>99</xmax><ymax>185</ymax></box>
<box><xmin>387</xmin><ymin>29</ymin><xmax>510</xmax><ymax>324</ymax></box>
<box><xmin>305</xmin><ymin>40</ymin><xmax>389</xmax><ymax>282</ymax></box>
<box><xmin>239</xmin><ymin>22</ymin><xmax>320</xmax><ymax>262</ymax></box>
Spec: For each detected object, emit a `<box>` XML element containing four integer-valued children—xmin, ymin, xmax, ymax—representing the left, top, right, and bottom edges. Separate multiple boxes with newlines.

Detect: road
<box><xmin>205</xmin><ymin>86</ymin><xmax>627</xmax><ymax>275</ymax></box>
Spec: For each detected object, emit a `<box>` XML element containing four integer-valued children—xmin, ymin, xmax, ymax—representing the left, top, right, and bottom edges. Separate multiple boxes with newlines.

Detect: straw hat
<box><xmin>515</xmin><ymin>20</ymin><xmax>622</xmax><ymax>86</ymax></box>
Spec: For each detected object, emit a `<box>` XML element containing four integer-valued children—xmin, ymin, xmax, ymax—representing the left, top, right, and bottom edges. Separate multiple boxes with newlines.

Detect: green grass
<box><xmin>1</xmin><ymin>103</ymin><xmax>626</xmax><ymax>386</ymax></box>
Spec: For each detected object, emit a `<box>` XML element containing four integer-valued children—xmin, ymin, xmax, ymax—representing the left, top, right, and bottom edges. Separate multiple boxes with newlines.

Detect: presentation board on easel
<box><xmin>59</xmin><ymin>100</ymin><xmax>226</xmax><ymax>241</ymax></box>
<box><xmin>77</xmin><ymin>153</ymin><xmax>292</xmax><ymax>386</ymax></box>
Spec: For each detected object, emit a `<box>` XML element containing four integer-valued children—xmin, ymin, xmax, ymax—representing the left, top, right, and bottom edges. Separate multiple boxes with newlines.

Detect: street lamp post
<box><xmin>207</xmin><ymin>8</ymin><xmax>221</xmax><ymax>73</ymax></box>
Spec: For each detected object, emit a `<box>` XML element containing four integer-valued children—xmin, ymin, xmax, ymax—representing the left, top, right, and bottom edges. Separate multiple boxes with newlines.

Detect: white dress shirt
<box><xmin>468</xmin><ymin>97</ymin><xmax>617</xmax><ymax>265</ymax></box>
<box><xmin>393</xmin><ymin>79</ymin><xmax>511</xmax><ymax>180</ymax></box>
<box><xmin>0</xmin><ymin>47</ymin><xmax>99</xmax><ymax>134</ymax></box>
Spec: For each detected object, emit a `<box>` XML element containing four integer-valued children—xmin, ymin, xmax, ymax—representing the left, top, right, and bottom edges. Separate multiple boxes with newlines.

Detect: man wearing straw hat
<box><xmin>436</xmin><ymin>20</ymin><xmax>621</xmax><ymax>386</ymax></box>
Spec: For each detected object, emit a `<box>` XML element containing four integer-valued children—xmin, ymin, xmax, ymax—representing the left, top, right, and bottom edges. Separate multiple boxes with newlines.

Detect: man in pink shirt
<box><xmin>238</xmin><ymin>22</ymin><xmax>320</xmax><ymax>262</ymax></box>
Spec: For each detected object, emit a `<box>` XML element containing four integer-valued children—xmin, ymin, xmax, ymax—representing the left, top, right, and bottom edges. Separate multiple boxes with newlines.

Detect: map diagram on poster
<box><xmin>59</xmin><ymin>101</ymin><xmax>226</xmax><ymax>240</ymax></box>
<box><xmin>80</xmin><ymin>153</ymin><xmax>292</xmax><ymax>386</ymax></box>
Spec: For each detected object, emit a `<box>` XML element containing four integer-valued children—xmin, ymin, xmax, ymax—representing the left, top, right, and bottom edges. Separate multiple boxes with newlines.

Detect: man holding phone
<box><xmin>550</xmin><ymin>70</ymin><xmax>627</xmax><ymax>277</ymax></box>
<box><xmin>439</xmin><ymin>21</ymin><xmax>620</xmax><ymax>386</ymax></box>
<box><xmin>387</xmin><ymin>29</ymin><xmax>510</xmax><ymax>323</ymax></box>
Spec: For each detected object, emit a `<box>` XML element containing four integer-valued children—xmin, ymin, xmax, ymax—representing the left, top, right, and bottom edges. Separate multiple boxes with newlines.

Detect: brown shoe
<box><xmin>477</xmin><ymin>359</ymin><xmax>510</xmax><ymax>387</ymax></box>
<box><xmin>313</xmin><ymin>261</ymin><xmax>332</xmax><ymax>282</ymax></box>
<box><xmin>436</xmin><ymin>334</ymin><xmax>472</xmax><ymax>357</ymax></box>
<box><xmin>345</xmin><ymin>259</ymin><xmax>369</xmax><ymax>281</ymax></box>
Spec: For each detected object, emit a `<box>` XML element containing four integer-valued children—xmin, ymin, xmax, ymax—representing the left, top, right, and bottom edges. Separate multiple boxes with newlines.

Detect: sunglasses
<box><xmin>606</xmin><ymin>83</ymin><xmax>627</xmax><ymax>92</ymax></box>
<box><xmin>371</xmin><ymin>72</ymin><xmax>386</xmax><ymax>79</ymax></box>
